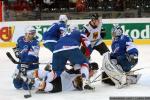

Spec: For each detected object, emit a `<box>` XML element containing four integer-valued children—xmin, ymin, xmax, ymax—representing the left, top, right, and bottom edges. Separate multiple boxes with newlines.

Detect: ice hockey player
<box><xmin>82</xmin><ymin>13</ymin><xmax>110</xmax><ymax>77</ymax></box>
<box><xmin>42</xmin><ymin>14</ymin><xmax>68</xmax><ymax>52</ymax></box>
<box><xmin>32</xmin><ymin>69</ymin><xmax>83</xmax><ymax>93</ymax></box>
<box><xmin>12</xmin><ymin>26</ymin><xmax>40</xmax><ymax>90</ymax></box>
<box><xmin>102</xmin><ymin>24</ymin><xmax>140</xmax><ymax>88</ymax></box>
<box><xmin>39</xmin><ymin>25</ymin><xmax>94</xmax><ymax>91</ymax></box>
<box><xmin>82</xmin><ymin>13</ymin><xmax>109</xmax><ymax>56</ymax></box>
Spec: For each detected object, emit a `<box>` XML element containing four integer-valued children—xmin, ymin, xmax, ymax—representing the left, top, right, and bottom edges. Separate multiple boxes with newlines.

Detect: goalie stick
<box><xmin>90</xmin><ymin>68</ymin><xmax>144</xmax><ymax>83</ymax></box>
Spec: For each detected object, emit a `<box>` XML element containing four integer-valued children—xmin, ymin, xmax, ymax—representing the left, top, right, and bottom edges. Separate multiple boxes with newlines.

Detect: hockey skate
<box><xmin>82</xmin><ymin>74</ymin><xmax>95</xmax><ymax>90</ymax></box>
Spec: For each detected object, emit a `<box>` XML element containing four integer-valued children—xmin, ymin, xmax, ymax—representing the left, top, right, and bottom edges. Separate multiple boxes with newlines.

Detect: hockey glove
<box><xmin>89</xmin><ymin>62</ymin><xmax>99</xmax><ymax>70</ymax></box>
<box><xmin>100</xmin><ymin>28</ymin><xmax>106</xmax><ymax>39</ymax></box>
<box><xmin>127</xmin><ymin>54</ymin><xmax>138</xmax><ymax>65</ymax></box>
<box><xmin>20</xmin><ymin>64</ymin><xmax>28</xmax><ymax>76</ymax></box>
<box><xmin>13</xmin><ymin>47</ymin><xmax>20</xmax><ymax>58</ymax></box>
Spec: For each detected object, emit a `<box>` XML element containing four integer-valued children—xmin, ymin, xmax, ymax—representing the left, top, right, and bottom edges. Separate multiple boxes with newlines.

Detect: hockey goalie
<box><xmin>101</xmin><ymin>24</ymin><xmax>141</xmax><ymax>88</ymax></box>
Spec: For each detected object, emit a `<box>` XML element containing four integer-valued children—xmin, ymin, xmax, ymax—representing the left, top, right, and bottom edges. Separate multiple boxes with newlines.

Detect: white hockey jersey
<box><xmin>83</xmin><ymin>23</ymin><xmax>103</xmax><ymax>48</ymax></box>
<box><xmin>34</xmin><ymin>69</ymin><xmax>79</xmax><ymax>92</ymax></box>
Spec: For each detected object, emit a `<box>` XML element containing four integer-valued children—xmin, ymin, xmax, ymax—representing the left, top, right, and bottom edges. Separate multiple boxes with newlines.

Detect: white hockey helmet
<box><xmin>68</xmin><ymin>24</ymin><xmax>79</xmax><ymax>32</ymax></box>
<box><xmin>111</xmin><ymin>24</ymin><xmax>123</xmax><ymax>37</ymax></box>
<box><xmin>25</xmin><ymin>26</ymin><xmax>36</xmax><ymax>34</ymax></box>
<box><xmin>59</xmin><ymin>15</ymin><xmax>68</xmax><ymax>23</ymax></box>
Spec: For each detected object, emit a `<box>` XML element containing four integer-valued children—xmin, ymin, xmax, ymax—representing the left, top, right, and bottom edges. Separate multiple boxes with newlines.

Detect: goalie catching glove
<box><xmin>127</xmin><ymin>54</ymin><xmax>138</xmax><ymax>65</ymax></box>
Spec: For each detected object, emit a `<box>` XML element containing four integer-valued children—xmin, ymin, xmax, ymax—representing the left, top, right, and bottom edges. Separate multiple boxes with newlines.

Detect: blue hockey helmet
<box><xmin>68</xmin><ymin>24</ymin><xmax>79</xmax><ymax>32</ymax></box>
<box><xmin>59</xmin><ymin>15</ymin><xmax>68</xmax><ymax>24</ymax></box>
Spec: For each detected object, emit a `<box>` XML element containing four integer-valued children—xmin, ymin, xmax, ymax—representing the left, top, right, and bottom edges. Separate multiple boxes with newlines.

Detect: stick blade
<box><xmin>24</xmin><ymin>94</ymin><xmax>31</xmax><ymax>98</ymax></box>
<box><xmin>6</xmin><ymin>52</ymin><xmax>18</xmax><ymax>64</ymax></box>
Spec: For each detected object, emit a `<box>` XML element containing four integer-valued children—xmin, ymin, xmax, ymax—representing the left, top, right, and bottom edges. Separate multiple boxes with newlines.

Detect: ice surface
<box><xmin>0</xmin><ymin>45</ymin><xmax>150</xmax><ymax>100</ymax></box>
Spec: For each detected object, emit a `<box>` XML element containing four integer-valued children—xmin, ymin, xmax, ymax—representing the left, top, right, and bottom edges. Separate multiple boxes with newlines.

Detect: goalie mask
<box><xmin>111</xmin><ymin>24</ymin><xmax>123</xmax><ymax>38</ymax></box>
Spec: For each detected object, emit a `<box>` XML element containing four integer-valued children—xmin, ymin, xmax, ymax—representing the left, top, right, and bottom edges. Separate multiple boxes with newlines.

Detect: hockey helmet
<box><xmin>91</xmin><ymin>13</ymin><xmax>100</xmax><ymax>20</ymax></box>
<box><xmin>68</xmin><ymin>24</ymin><xmax>79</xmax><ymax>32</ymax></box>
<box><xmin>25</xmin><ymin>26</ymin><xmax>36</xmax><ymax>35</ymax></box>
<box><xmin>59</xmin><ymin>15</ymin><xmax>68</xmax><ymax>23</ymax></box>
<box><xmin>111</xmin><ymin>24</ymin><xmax>123</xmax><ymax>37</ymax></box>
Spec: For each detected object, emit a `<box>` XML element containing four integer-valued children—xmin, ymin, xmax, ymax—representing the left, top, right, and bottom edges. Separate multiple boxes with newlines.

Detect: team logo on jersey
<box><xmin>93</xmin><ymin>32</ymin><xmax>98</xmax><ymax>40</ymax></box>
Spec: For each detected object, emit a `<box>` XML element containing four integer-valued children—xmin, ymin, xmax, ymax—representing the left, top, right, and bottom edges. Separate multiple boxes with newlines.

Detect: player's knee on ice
<box><xmin>13</xmin><ymin>78</ymin><xmax>32</xmax><ymax>90</ymax></box>
<box><xmin>13</xmin><ymin>78</ymin><xmax>23</xmax><ymax>89</ymax></box>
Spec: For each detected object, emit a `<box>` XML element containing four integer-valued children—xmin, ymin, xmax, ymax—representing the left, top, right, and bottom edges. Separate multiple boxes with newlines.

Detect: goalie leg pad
<box><xmin>126</xmin><ymin>74</ymin><xmax>142</xmax><ymax>84</ymax></box>
<box><xmin>102</xmin><ymin>52</ymin><xmax>127</xmax><ymax>88</ymax></box>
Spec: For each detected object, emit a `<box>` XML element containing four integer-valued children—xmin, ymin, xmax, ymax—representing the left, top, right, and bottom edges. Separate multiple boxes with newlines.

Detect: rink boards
<box><xmin>0</xmin><ymin>18</ymin><xmax>150</xmax><ymax>47</ymax></box>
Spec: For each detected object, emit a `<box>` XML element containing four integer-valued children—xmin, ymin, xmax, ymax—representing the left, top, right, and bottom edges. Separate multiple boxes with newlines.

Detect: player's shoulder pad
<box><xmin>17</xmin><ymin>36</ymin><xmax>24</xmax><ymax>42</ymax></box>
<box><xmin>122</xmin><ymin>35</ymin><xmax>133</xmax><ymax>42</ymax></box>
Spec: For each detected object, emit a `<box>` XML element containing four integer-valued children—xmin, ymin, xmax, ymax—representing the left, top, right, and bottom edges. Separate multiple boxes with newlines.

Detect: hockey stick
<box><xmin>90</xmin><ymin>73</ymin><xmax>102</xmax><ymax>83</ymax></box>
<box><xmin>6</xmin><ymin>52</ymin><xmax>47</xmax><ymax>65</ymax></box>
<box><xmin>6</xmin><ymin>52</ymin><xmax>71</xmax><ymax>65</ymax></box>
<box><xmin>90</xmin><ymin>68</ymin><xmax>144</xmax><ymax>84</ymax></box>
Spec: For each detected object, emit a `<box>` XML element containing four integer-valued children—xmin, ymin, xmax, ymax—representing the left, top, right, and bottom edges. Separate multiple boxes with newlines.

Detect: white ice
<box><xmin>0</xmin><ymin>45</ymin><xmax>150</xmax><ymax>100</ymax></box>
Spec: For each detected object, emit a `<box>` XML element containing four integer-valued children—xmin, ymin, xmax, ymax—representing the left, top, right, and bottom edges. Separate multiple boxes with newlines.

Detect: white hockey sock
<box><xmin>46</xmin><ymin>70</ymin><xmax>57</xmax><ymax>82</ymax></box>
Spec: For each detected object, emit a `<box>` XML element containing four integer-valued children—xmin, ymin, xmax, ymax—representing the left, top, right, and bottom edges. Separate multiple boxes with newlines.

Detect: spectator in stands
<box><xmin>76</xmin><ymin>0</ymin><xmax>86</xmax><ymax>12</ymax></box>
<box><xmin>114</xmin><ymin>0</ymin><xmax>124</xmax><ymax>11</ymax></box>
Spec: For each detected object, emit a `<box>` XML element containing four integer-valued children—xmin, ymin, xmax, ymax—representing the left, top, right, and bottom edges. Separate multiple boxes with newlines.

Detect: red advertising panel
<box><xmin>0</xmin><ymin>1</ymin><xmax>2</xmax><ymax>22</ymax></box>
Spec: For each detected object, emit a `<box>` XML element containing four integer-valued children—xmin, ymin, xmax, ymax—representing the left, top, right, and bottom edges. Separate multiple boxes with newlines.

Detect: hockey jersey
<box><xmin>34</xmin><ymin>70</ymin><xmax>80</xmax><ymax>92</ymax></box>
<box><xmin>17</xmin><ymin>36</ymin><xmax>40</xmax><ymax>70</ymax></box>
<box><xmin>111</xmin><ymin>35</ymin><xmax>138</xmax><ymax>58</ymax></box>
<box><xmin>53</xmin><ymin>30</ymin><xmax>92</xmax><ymax>55</ymax></box>
<box><xmin>83</xmin><ymin>22</ymin><xmax>103</xmax><ymax>48</ymax></box>
<box><xmin>42</xmin><ymin>22</ymin><xmax>67</xmax><ymax>44</ymax></box>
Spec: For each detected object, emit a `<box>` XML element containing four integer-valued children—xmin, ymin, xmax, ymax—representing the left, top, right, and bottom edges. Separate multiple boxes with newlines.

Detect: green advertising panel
<box><xmin>103</xmin><ymin>23</ymin><xmax>150</xmax><ymax>40</ymax></box>
<box><xmin>33</xmin><ymin>23</ymin><xmax>150</xmax><ymax>41</ymax></box>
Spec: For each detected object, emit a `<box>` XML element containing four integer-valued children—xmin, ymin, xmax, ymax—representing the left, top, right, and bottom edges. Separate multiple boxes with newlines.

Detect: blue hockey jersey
<box><xmin>42</xmin><ymin>22</ymin><xmax>67</xmax><ymax>44</ymax></box>
<box><xmin>16</xmin><ymin>36</ymin><xmax>40</xmax><ymax>70</ymax></box>
<box><xmin>111</xmin><ymin>35</ymin><xmax>138</xmax><ymax>58</ymax></box>
<box><xmin>53</xmin><ymin>30</ymin><xmax>92</xmax><ymax>56</ymax></box>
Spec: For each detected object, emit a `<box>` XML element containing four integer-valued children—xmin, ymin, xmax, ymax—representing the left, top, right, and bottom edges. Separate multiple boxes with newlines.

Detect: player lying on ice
<box><xmin>12</xmin><ymin>26</ymin><xmax>40</xmax><ymax>90</ymax></box>
<box><xmin>101</xmin><ymin>24</ymin><xmax>141</xmax><ymax>88</ymax></box>
<box><xmin>31</xmin><ymin>68</ymin><xmax>84</xmax><ymax>93</ymax></box>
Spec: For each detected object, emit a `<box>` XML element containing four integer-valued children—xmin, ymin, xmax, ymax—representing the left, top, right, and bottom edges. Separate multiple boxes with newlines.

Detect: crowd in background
<box><xmin>2</xmin><ymin>0</ymin><xmax>150</xmax><ymax>21</ymax></box>
<box><xmin>4</xmin><ymin>0</ymin><xmax>150</xmax><ymax>12</ymax></box>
